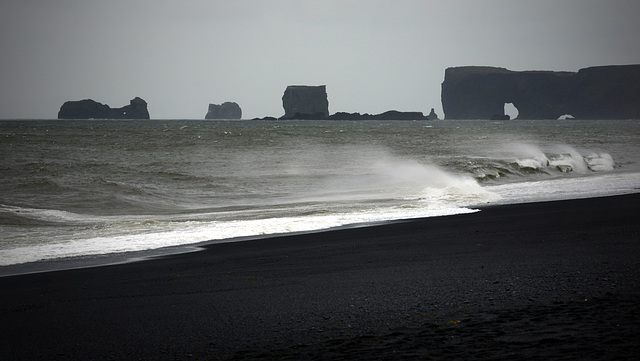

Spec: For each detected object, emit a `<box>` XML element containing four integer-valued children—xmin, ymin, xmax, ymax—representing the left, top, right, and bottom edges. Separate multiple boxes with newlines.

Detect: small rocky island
<box><xmin>205</xmin><ymin>102</ymin><xmax>242</xmax><ymax>119</ymax></box>
<box><xmin>280</xmin><ymin>85</ymin><xmax>330</xmax><ymax>120</ymax></box>
<box><xmin>441</xmin><ymin>65</ymin><xmax>640</xmax><ymax>120</ymax></box>
<box><xmin>58</xmin><ymin>97</ymin><xmax>150</xmax><ymax>119</ymax></box>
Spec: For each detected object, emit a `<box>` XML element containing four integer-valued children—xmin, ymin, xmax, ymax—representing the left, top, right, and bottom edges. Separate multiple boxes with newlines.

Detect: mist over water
<box><xmin>1</xmin><ymin>119</ymin><xmax>639</xmax><ymax>267</ymax></box>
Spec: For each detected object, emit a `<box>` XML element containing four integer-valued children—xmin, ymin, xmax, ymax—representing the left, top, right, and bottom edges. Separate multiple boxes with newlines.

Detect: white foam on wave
<box><xmin>503</xmin><ymin>142</ymin><xmax>615</xmax><ymax>174</ymax></box>
<box><xmin>0</xmin><ymin>205</ymin><xmax>480</xmax><ymax>266</ymax></box>
<box><xmin>584</xmin><ymin>153</ymin><xmax>615</xmax><ymax>171</ymax></box>
<box><xmin>511</xmin><ymin>143</ymin><xmax>550</xmax><ymax>171</ymax></box>
<box><xmin>0</xmin><ymin>204</ymin><xmax>102</xmax><ymax>224</ymax></box>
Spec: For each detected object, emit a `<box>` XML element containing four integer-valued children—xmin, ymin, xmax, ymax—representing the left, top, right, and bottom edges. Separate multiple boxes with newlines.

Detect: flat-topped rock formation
<box><xmin>280</xmin><ymin>85</ymin><xmax>329</xmax><ymax>119</ymax></box>
<box><xmin>441</xmin><ymin>65</ymin><xmax>640</xmax><ymax>120</ymax></box>
<box><xmin>205</xmin><ymin>102</ymin><xmax>242</xmax><ymax>119</ymax></box>
<box><xmin>58</xmin><ymin>97</ymin><xmax>150</xmax><ymax>119</ymax></box>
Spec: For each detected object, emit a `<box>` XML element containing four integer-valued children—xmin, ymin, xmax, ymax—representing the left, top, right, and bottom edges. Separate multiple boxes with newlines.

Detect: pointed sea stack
<box><xmin>428</xmin><ymin>108</ymin><xmax>439</xmax><ymax>120</ymax></box>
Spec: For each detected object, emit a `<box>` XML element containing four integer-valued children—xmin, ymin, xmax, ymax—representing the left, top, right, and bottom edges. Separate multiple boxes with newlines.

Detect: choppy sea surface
<box><xmin>1</xmin><ymin>119</ymin><xmax>639</xmax><ymax>269</ymax></box>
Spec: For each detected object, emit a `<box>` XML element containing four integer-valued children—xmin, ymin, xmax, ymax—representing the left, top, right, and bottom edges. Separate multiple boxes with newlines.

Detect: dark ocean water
<box><xmin>1</xmin><ymin>119</ymin><xmax>639</xmax><ymax>267</ymax></box>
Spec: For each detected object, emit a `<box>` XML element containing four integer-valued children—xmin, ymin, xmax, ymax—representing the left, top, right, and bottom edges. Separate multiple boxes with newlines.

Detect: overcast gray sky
<box><xmin>1</xmin><ymin>0</ymin><xmax>639</xmax><ymax>119</ymax></box>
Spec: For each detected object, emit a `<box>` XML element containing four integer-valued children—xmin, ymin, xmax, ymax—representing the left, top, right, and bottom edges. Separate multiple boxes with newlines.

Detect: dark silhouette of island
<box><xmin>58</xmin><ymin>97</ymin><xmax>150</xmax><ymax>119</ymax></box>
<box><xmin>205</xmin><ymin>102</ymin><xmax>241</xmax><ymax>119</ymax></box>
<box><xmin>441</xmin><ymin>65</ymin><xmax>640</xmax><ymax>120</ymax></box>
<box><xmin>327</xmin><ymin>110</ymin><xmax>429</xmax><ymax>120</ymax></box>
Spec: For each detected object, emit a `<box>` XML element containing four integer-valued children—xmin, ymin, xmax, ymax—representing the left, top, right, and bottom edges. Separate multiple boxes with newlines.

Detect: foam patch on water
<box><xmin>486</xmin><ymin>171</ymin><xmax>640</xmax><ymax>205</ymax></box>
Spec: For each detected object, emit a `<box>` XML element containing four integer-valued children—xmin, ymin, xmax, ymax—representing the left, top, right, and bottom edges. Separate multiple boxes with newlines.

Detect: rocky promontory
<box><xmin>441</xmin><ymin>65</ymin><xmax>640</xmax><ymax>120</ymax></box>
<box><xmin>205</xmin><ymin>102</ymin><xmax>242</xmax><ymax>119</ymax></box>
<box><xmin>58</xmin><ymin>97</ymin><xmax>150</xmax><ymax>119</ymax></box>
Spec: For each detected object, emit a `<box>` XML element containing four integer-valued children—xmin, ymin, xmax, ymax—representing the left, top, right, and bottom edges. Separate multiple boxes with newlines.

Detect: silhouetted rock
<box><xmin>328</xmin><ymin>110</ymin><xmax>429</xmax><ymax>120</ymax></box>
<box><xmin>121</xmin><ymin>97</ymin><xmax>150</xmax><ymax>119</ymax></box>
<box><xmin>428</xmin><ymin>108</ymin><xmax>439</xmax><ymax>120</ymax></box>
<box><xmin>58</xmin><ymin>97</ymin><xmax>150</xmax><ymax>119</ymax></box>
<box><xmin>327</xmin><ymin>112</ymin><xmax>368</xmax><ymax>120</ymax></box>
<box><xmin>280</xmin><ymin>85</ymin><xmax>329</xmax><ymax>119</ymax></box>
<box><xmin>58</xmin><ymin>99</ymin><xmax>109</xmax><ymax>119</ymax></box>
<box><xmin>205</xmin><ymin>102</ymin><xmax>242</xmax><ymax>119</ymax></box>
<box><xmin>441</xmin><ymin>65</ymin><xmax>640</xmax><ymax>120</ymax></box>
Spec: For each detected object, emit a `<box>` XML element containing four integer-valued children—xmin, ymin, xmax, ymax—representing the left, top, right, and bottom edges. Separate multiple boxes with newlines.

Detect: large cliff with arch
<box><xmin>441</xmin><ymin>65</ymin><xmax>640</xmax><ymax>120</ymax></box>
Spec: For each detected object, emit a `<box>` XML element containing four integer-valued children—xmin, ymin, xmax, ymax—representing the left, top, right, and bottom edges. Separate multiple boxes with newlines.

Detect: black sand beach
<box><xmin>2</xmin><ymin>194</ymin><xmax>639</xmax><ymax>360</ymax></box>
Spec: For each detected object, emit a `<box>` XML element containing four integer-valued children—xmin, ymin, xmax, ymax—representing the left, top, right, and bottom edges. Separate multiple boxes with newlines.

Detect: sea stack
<box><xmin>427</xmin><ymin>108</ymin><xmax>439</xmax><ymax>120</ymax></box>
<box><xmin>281</xmin><ymin>85</ymin><xmax>329</xmax><ymax>119</ymax></box>
<box><xmin>205</xmin><ymin>102</ymin><xmax>242</xmax><ymax>119</ymax></box>
<box><xmin>58</xmin><ymin>97</ymin><xmax>150</xmax><ymax>119</ymax></box>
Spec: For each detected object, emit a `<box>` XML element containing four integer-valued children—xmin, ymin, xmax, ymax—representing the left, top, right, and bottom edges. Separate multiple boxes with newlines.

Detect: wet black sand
<box><xmin>1</xmin><ymin>194</ymin><xmax>639</xmax><ymax>360</ymax></box>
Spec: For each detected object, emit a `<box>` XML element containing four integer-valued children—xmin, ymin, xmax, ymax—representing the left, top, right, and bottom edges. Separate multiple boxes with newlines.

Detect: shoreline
<box><xmin>2</xmin><ymin>193</ymin><xmax>639</xmax><ymax>360</ymax></box>
<box><xmin>1</xmin><ymin>190</ymin><xmax>636</xmax><ymax>278</ymax></box>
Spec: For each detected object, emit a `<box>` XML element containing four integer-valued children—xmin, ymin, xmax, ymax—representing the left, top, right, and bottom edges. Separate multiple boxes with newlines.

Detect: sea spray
<box><xmin>509</xmin><ymin>143</ymin><xmax>551</xmax><ymax>171</ymax></box>
<box><xmin>369</xmin><ymin>157</ymin><xmax>499</xmax><ymax>206</ymax></box>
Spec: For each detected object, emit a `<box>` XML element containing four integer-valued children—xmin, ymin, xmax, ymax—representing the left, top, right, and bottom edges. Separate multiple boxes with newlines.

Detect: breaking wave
<box><xmin>467</xmin><ymin>143</ymin><xmax>615</xmax><ymax>182</ymax></box>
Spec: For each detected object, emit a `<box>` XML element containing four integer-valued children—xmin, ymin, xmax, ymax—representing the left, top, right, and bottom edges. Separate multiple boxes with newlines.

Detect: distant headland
<box><xmin>441</xmin><ymin>64</ymin><xmax>640</xmax><ymax>120</ymax></box>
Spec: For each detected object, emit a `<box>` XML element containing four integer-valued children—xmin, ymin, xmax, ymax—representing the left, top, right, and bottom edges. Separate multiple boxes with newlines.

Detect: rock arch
<box><xmin>441</xmin><ymin>65</ymin><xmax>640</xmax><ymax>120</ymax></box>
<box><xmin>504</xmin><ymin>102</ymin><xmax>519</xmax><ymax>119</ymax></box>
